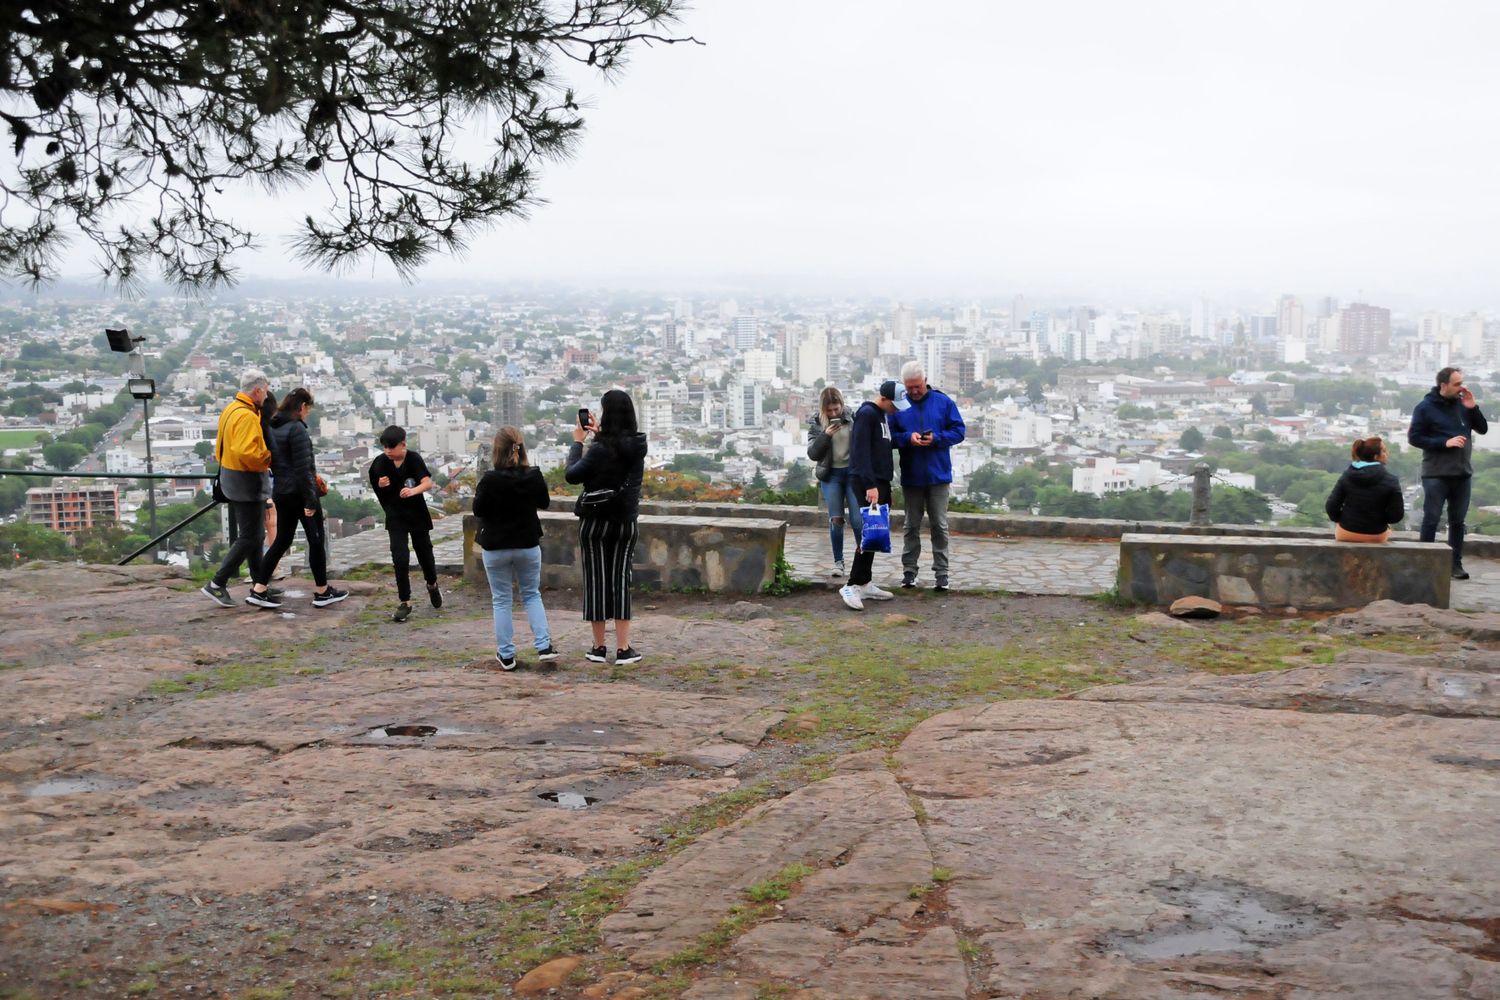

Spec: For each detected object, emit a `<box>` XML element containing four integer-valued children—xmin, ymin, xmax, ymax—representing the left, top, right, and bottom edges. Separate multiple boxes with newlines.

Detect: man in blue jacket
<box><xmin>1408</xmin><ymin>366</ymin><xmax>1487</xmax><ymax>580</ymax></box>
<box><xmin>891</xmin><ymin>360</ymin><xmax>966</xmax><ymax>591</ymax></box>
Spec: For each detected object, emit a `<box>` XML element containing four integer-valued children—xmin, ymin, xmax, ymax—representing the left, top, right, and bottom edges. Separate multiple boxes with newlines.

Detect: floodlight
<box><xmin>105</xmin><ymin>328</ymin><xmax>134</xmax><ymax>353</ymax></box>
<box><xmin>128</xmin><ymin>378</ymin><xmax>156</xmax><ymax>400</ymax></box>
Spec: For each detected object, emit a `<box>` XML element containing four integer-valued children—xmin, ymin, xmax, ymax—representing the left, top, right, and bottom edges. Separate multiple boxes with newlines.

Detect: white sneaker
<box><xmin>860</xmin><ymin>582</ymin><xmax>894</xmax><ymax>601</ymax></box>
<box><xmin>832</xmin><ymin>560</ymin><xmax>847</xmax><ymax>577</ymax></box>
<box><xmin>839</xmin><ymin>584</ymin><xmax>865</xmax><ymax>610</ymax></box>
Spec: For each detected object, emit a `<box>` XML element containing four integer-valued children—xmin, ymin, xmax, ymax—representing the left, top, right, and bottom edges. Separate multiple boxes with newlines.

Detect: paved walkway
<box><xmin>297</xmin><ymin>515</ymin><xmax>1500</xmax><ymax>610</ymax></box>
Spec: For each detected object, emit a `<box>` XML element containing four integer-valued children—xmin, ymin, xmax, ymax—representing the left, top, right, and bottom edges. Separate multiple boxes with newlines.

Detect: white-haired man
<box><xmin>889</xmin><ymin>360</ymin><xmax>966</xmax><ymax>591</ymax></box>
<box><xmin>201</xmin><ymin>370</ymin><xmax>273</xmax><ymax>607</ymax></box>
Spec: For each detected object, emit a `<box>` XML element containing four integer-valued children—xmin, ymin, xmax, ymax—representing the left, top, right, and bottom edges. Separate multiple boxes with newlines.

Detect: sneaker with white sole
<box><xmin>245</xmin><ymin>589</ymin><xmax>283</xmax><ymax>609</ymax></box>
<box><xmin>312</xmin><ymin>586</ymin><xmax>349</xmax><ymax>607</ymax></box>
<box><xmin>537</xmin><ymin>646</ymin><xmax>560</xmax><ymax>661</ymax></box>
<box><xmin>839</xmin><ymin>584</ymin><xmax>865</xmax><ymax>610</ymax></box>
<box><xmin>833</xmin><ymin>560</ymin><xmax>847</xmax><ymax>577</ymax></box>
<box><xmin>200</xmin><ymin>582</ymin><xmax>235</xmax><ymax>608</ymax></box>
<box><xmin>586</xmin><ymin>645</ymin><xmax>608</xmax><ymax>663</ymax></box>
<box><xmin>615</xmin><ymin>647</ymin><xmax>642</xmax><ymax>665</ymax></box>
<box><xmin>859</xmin><ymin>582</ymin><xmax>894</xmax><ymax>601</ymax></box>
<box><xmin>495</xmin><ymin>653</ymin><xmax>517</xmax><ymax>671</ymax></box>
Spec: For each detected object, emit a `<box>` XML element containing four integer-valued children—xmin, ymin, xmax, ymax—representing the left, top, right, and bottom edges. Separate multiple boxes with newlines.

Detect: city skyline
<box><xmin>30</xmin><ymin>1</ymin><xmax>1500</xmax><ymax>307</ymax></box>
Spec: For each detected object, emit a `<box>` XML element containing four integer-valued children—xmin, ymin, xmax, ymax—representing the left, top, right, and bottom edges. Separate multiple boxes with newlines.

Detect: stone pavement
<box><xmin>304</xmin><ymin>513</ymin><xmax>1500</xmax><ymax>609</ymax></box>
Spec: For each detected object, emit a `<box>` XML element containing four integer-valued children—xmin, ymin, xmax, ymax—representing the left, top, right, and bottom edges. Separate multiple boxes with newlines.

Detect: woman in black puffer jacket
<box><xmin>253</xmin><ymin>388</ymin><xmax>347</xmax><ymax>606</ymax></box>
<box><xmin>1325</xmin><ymin>436</ymin><xmax>1405</xmax><ymax>543</ymax></box>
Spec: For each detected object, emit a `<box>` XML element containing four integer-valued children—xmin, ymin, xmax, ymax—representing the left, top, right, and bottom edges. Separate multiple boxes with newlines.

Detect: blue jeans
<box><xmin>820</xmin><ymin>468</ymin><xmax>863</xmax><ymax>563</ymax></box>
<box><xmin>481</xmin><ymin>546</ymin><xmax>551</xmax><ymax>658</ymax></box>
<box><xmin>1420</xmin><ymin>476</ymin><xmax>1472</xmax><ymax>570</ymax></box>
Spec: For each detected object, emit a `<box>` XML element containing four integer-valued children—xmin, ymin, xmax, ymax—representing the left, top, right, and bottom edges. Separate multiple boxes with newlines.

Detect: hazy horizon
<box><xmin>34</xmin><ymin>1</ymin><xmax>1500</xmax><ymax>308</ymax></box>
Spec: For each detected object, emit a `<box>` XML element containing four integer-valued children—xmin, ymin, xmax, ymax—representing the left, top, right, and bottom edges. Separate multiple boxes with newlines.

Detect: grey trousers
<box><xmin>902</xmin><ymin>483</ymin><xmax>951</xmax><ymax>580</ymax></box>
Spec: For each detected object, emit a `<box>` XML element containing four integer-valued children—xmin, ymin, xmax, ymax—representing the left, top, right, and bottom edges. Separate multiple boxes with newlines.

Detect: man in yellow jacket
<box><xmin>201</xmin><ymin>371</ymin><xmax>274</xmax><ymax>608</ymax></box>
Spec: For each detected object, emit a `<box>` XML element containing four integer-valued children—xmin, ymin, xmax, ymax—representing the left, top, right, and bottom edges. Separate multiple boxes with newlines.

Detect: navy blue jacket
<box><xmin>848</xmin><ymin>400</ymin><xmax>894</xmax><ymax>486</ymax></box>
<box><xmin>890</xmin><ymin>387</ymin><xmax>966</xmax><ymax>487</ymax></box>
<box><xmin>1408</xmin><ymin>388</ymin><xmax>1487</xmax><ymax>478</ymax></box>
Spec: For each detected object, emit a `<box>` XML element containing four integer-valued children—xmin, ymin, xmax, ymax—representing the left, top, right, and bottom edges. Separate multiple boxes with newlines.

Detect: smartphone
<box><xmin>919</xmin><ymin>428</ymin><xmax>933</xmax><ymax>441</ymax></box>
<box><xmin>578</xmin><ymin>407</ymin><xmax>591</xmax><ymax>429</ymax></box>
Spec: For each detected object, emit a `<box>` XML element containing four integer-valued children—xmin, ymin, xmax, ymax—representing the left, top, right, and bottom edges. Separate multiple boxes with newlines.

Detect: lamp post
<box><xmin>106</xmin><ymin>329</ymin><xmax>159</xmax><ymax>556</ymax></box>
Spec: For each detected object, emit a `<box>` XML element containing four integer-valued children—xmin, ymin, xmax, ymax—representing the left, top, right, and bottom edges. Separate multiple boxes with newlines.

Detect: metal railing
<box><xmin>2</xmin><ymin>467</ymin><xmax>218</xmax><ymax>565</ymax></box>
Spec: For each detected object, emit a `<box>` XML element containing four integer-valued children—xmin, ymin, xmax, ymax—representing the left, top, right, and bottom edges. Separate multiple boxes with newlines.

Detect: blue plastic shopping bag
<box><xmin>861</xmin><ymin>503</ymin><xmax>891</xmax><ymax>553</ymax></box>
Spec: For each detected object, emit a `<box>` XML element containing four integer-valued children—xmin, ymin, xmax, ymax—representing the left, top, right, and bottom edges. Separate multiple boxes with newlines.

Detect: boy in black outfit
<box><xmin>368</xmin><ymin>425</ymin><xmax>441</xmax><ymax>621</ymax></box>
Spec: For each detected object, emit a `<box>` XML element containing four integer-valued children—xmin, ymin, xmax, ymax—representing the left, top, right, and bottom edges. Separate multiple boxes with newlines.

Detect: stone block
<box><xmin>1117</xmin><ymin>533</ymin><xmax>1451</xmax><ymax>611</ymax></box>
<box><xmin>464</xmin><ymin>513</ymin><xmax>786</xmax><ymax>595</ymax></box>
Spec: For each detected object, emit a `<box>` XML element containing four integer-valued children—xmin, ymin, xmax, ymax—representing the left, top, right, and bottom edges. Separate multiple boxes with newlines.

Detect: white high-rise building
<box><xmin>892</xmin><ymin>303</ymin><xmax>916</xmax><ymax>344</ymax></box>
<box><xmin>743</xmin><ymin>349</ymin><xmax>777</xmax><ymax>383</ymax></box>
<box><xmin>641</xmin><ymin>397</ymin><xmax>674</xmax><ymax>438</ymax></box>
<box><xmin>733</xmin><ymin>315</ymin><xmax>759</xmax><ymax>352</ymax></box>
<box><xmin>1276</xmin><ymin>295</ymin><xmax>1304</xmax><ymax>346</ymax></box>
<box><xmin>726</xmin><ymin>379</ymin><xmax>763</xmax><ymax>429</ymax></box>
<box><xmin>794</xmin><ymin>331</ymin><xmax>829</xmax><ymax>387</ymax></box>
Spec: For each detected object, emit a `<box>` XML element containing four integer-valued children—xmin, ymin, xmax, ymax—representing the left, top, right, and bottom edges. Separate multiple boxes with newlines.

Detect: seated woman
<box><xmin>1325</xmin><ymin>436</ymin><xmax>1404</xmax><ymax>542</ymax></box>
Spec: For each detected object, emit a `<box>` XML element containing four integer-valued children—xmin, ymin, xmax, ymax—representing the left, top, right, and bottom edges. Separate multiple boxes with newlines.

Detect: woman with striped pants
<box><xmin>566</xmin><ymin>389</ymin><xmax>649</xmax><ymax>665</ymax></box>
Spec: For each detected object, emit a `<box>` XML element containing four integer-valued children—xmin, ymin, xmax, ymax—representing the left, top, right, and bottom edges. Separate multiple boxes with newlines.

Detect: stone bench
<box><xmin>1116</xmin><ymin>532</ymin><xmax>1453</xmax><ymax>610</ymax></box>
<box><xmin>462</xmin><ymin>512</ymin><xmax>786</xmax><ymax>594</ymax></box>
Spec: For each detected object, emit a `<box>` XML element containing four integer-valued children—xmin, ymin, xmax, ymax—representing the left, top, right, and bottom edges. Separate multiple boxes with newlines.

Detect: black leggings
<box><xmin>847</xmin><ymin>479</ymin><xmax>891</xmax><ymax>587</ymax></box>
<box><xmin>256</xmin><ymin>494</ymin><xmax>328</xmax><ymax>588</ymax></box>
<box><xmin>389</xmin><ymin>527</ymin><xmax>436</xmax><ymax>602</ymax></box>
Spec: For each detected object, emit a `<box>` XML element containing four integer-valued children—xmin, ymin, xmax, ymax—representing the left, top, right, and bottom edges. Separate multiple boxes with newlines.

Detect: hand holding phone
<box><xmin>578</xmin><ymin>407</ymin><xmax>591</xmax><ymax>429</ymax></box>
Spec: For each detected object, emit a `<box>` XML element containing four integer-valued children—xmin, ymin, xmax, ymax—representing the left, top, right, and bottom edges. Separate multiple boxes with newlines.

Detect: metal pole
<box><xmin>118</xmin><ymin>500</ymin><xmax>219</xmax><ymax>565</ymax></box>
<box><xmin>1190</xmin><ymin>463</ymin><xmax>1212</xmax><ymax>526</ymax></box>
<box><xmin>143</xmin><ymin>395</ymin><xmax>158</xmax><ymax>554</ymax></box>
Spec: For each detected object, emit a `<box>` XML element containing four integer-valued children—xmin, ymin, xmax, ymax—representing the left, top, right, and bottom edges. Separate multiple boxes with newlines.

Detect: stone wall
<box><xmin>463</xmin><ymin>512</ymin><xmax>785</xmax><ymax>594</ymax></box>
<box><xmin>1117</xmin><ymin>532</ymin><xmax>1452</xmax><ymax>610</ymax></box>
<box><xmin>637</xmin><ymin>500</ymin><xmax>1500</xmax><ymax>554</ymax></box>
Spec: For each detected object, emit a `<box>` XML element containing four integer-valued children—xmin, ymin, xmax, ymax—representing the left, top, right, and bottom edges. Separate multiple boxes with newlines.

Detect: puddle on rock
<box><xmin>537</xmin><ymin>791</ymin><xmax>600</xmax><ymax>809</ymax></box>
<box><xmin>513</xmin><ymin>725</ymin><xmax>638</xmax><ymax>748</ymax></box>
<box><xmin>1436</xmin><ymin>676</ymin><xmax>1477</xmax><ymax>699</ymax></box>
<box><xmin>360</xmin><ymin>724</ymin><xmax>476</xmax><ymax>740</ymax></box>
<box><xmin>1107</xmin><ymin>876</ymin><xmax>1331</xmax><ymax>961</ymax></box>
<box><xmin>140</xmin><ymin>784</ymin><xmax>249</xmax><ymax>810</ymax></box>
<box><xmin>28</xmin><ymin>774</ymin><xmax>139</xmax><ymax>798</ymax></box>
<box><xmin>1432</xmin><ymin>754</ymin><xmax>1500</xmax><ymax>770</ymax></box>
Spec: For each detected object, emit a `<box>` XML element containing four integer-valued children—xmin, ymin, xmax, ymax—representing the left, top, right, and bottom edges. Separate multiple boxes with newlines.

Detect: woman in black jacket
<box><xmin>472</xmin><ymin>426</ymin><xmax>557</xmax><ymax>671</ymax></box>
<box><xmin>1326</xmin><ymin>436</ymin><xmax>1405</xmax><ymax>542</ymax></box>
<box><xmin>251</xmin><ymin>388</ymin><xmax>347</xmax><ymax>607</ymax></box>
<box><xmin>565</xmin><ymin>389</ymin><xmax>648</xmax><ymax>665</ymax></box>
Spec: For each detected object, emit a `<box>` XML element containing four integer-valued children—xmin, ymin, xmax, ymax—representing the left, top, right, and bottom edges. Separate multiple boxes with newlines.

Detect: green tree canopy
<box><xmin>1179</xmin><ymin>426</ymin><xmax>1205</xmax><ymax>451</ymax></box>
<box><xmin>1</xmin><ymin>0</ymin><xmax>695</xmax><ymax>287</ymax></box>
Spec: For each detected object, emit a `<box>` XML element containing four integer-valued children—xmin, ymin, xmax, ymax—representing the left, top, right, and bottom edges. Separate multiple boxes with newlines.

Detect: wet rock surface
<box><xmin>2</xmin><ymin>564</ymin><xmax>1498</xmax><ymax>998</ymax></box>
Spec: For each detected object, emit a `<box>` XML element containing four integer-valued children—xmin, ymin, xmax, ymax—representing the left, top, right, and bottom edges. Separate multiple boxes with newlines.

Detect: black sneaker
<box><xmin>495</xmin><ymin>653</ymin><xmax>517</xmax><ymax>671</ymax></box>
<box><xmin>1453</xmin><ymin>568</ymin><xmax>1471</xmax><ymax>580</ymax></box>
<box><xmin>200</xmin><ymin>582</ymin><xmax>235</xmax><ymax>608</ymax></box>
<box><xmin>901</xmin><ymin>574</ymin><xmax>917</xmax><ymax>589</ymax></box>
<box><xmin>537</xmin><ymin>646</ymin><xmax>560</xmax><ymax>661</ymax></box>
<box><xmin>933</xmin><ymin>578</ymin><xmax>949</xmax><ymax>593</ymax></box>
<box><xmin>392</xmin><ymin>602</ymin><xmax>413</xmax><ymax>622</ymax></box>
<box><xmin>427</xmin><ymin>583</ymin><xmax>442</xmax><ymax>609</ymax></box>
<box><xmin>245</xmin><ymin>589</ymin><xmax>283</xmax><ymax>609</ymax></box>
<box><xmin>615</xmin><ymin>647</ymin><xmax>642</xmax><ymax>665</ymax></box>
<box><xmin>585</xmin><ymin>646</ymin><xmax>608</xmax><ymax>663</ymax></box>
<box><xmin>312</xmin><ymin>586</ymin><xmax>349</xmax><ymax>608</ymax></box>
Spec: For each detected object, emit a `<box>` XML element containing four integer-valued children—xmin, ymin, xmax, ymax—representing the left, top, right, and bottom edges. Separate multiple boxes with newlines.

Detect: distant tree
<box><xmin>783</xmin><ymin>463</ymin><xmax>812</xmax><ymax>491</ymax></box>
<box><xmin>1</xmin><ymin>0</ymin><xmax>697</xmax><ymax>287</ymax></box>
<box><xmin>1179</xmin><ymin>427</ymin><xmax>1206</xmax><ymax>451</ymax></box>
<box><xmin>194</xmin><ymin>441</ymin><xmax>215</xmax><ymax>460</ymax></box>
<box><xmin>0</xmin><ymin>521</ymin><xmax>72</xmax><ymax>562</ymax></box>
<box><xmin>1252</xmin><ymin>428</ymin><xmax>1277</xmax><ymax>443</ymax></box>
<box><xmin>1212</xmin><ymin>425</ymin><xmax>1234</xmax><ymax>440</ymax></box>
<box><xmin>1026</xmin><ymin>377</ymin><xmax>1046</xmax><ymax>404</ymax></box>
<box><xmin>1250</xmin><ymin>393</ymin><xmax>1269</xmax><ymax>416</ymax></box>
<box><xmin>41</xmin><ymin>441</ymin><xmax>87</xmax><ymax>470</ymax></box>
<box><xmin>467</xmin><ymin>387</ymin><xmax>487</xmax><ymax>406</ymax></box>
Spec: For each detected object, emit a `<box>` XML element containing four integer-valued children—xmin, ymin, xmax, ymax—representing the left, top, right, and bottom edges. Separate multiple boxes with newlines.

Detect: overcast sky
<box><xmin>66</xmin><ymin>1</ymin><xmax>1500</xmax><ymax>306</ymax></box>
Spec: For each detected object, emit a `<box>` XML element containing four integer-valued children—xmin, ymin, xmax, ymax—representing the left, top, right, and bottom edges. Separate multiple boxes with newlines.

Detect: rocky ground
<box><xmin>0</xmin><ymin>564</ymin><xmax>1495</xmax><ymax>999</ymax></box>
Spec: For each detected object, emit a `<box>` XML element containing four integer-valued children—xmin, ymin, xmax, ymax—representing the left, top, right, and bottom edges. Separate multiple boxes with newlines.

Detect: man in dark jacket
<box><xmin>889</xmin><ymin>360</ymin><xmax>966</xmax><ymax>591</ymax></box>
<box><xmin>1408</xmin><ymin>366</ymin><xmax>1488</xmax><ymax>578</ymax></box>
<box><xmin>839</xmin><ymin>380</ymin><xmax>907</xmax><ymax>611</ymax></box>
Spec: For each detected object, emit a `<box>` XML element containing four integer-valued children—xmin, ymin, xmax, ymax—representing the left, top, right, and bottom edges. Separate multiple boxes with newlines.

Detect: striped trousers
<box><xmin>579</xmin><ymin>517</ymin><xmax>638</xmax><ymax>622</ymax></box>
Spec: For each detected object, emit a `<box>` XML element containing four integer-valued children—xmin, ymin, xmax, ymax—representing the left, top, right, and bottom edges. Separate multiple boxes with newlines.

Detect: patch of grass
<box><xmin>238</xmin><ymin>985</ymin><xmax>294</xmax><ymax>1000</ymax></box>
<box><xmin>77</xmin><ymin>626</ymin><xmax>136</xmax><ymax>644</ymax></box>
<box><xmin>745</xmin><ymin>862</ymin><xmax>815</xmax><ymax>903</ymax></box>
<box><xmin>931</xmin><ymin>866</ymin><xmax>954</xmax><ymax>883</ymax></box>
<box><xmin>0</xmin><ymin>661</ymin><xmax>24</xmax><ymax>672</ymax></box>
<box><xmin>957</xmin><ymin>935</ymin><xmax>983</xmax><ymax>959</ymax></box>
<box><xmin>125</xmin><ymin>977</ymin><xmax>157</xmax><ymax>996</ymax></box>
<box><xmin>762</xmin><ymin>550</ymin><xmax>812</xmax><ymax>597</ymax></box>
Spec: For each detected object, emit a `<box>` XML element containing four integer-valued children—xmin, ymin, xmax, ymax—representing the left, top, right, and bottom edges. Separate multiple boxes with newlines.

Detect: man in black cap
<box><xmin>839</xmin><ymin>380</ymin><xmax>908</xmax><ymax>610</ymax></box>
